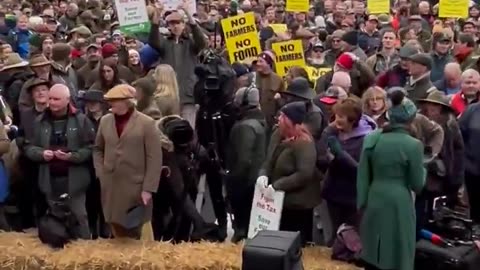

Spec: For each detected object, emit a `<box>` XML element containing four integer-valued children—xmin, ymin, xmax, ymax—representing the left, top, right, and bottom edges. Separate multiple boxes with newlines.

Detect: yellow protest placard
<box><xmin>221</xmin><ymin>12</ymin><xmax>262</xmax><ymax>64</ymax></box>
<box><xmin>286</xmin><ymin>0</ymin><xmax>309</xmax><ymax>12</ymax></box>
<box><xmin>439</xmin><ymin>0</ymin><xmax>469</xmax><ymax>18</ymax></box>
<box><xmin>270</xmin><ymin>24</ymin><xmax>288</xmax><ymax>34</ymax></box>
<box><xmin>306</xmin><ymin>66</ymin><xmax>332</xmax><ymax>83</ymax></box>
<box><xmin>271</xmin><ymin>40</ymin><xmax>306</xmax><ymax>77</ymax></box>
<box><xmin>367</xmin><ymin>0</ymin><xmax>389</xmax><ymax>14</ymax></box>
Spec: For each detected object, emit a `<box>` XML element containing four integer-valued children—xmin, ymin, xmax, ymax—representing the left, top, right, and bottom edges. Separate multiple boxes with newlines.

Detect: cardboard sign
<box><xmin>270</xmin><ymin>24</ymin><xmax>288</xmax><ymax>34</ymax></box>
<box><xmin>306</xmin><ymin>66</ymin><xmax>332</xmax><ymax>82</ymax></box>
<box><xmin>271</xmin><ymin>40</ymin><xmax>306</xmax><ymax>77</ymax></box>
<box><xmin>248</xmin><ymin>184</ymin><xmax>285</xmax><ymax>239</ymax></box>
<box><xmin>439</xmin><ymin>0</ymin><xmax>468</xmax><ymax>18</ymax></box>
<box><xmin>367</xmin><ymin>0</ymin><xmax>390</xmax><ymax>14</ymax></box>
<box><xmin>221</xmin><ymin>12</ymin><xmax>262</xmax><ymax>64</ymax></box>
<box><xmin>114</xmin><ymin>0</ymin><xmax>150</xmax><ymax>34</ymax></box>
<box><xmin>161</xmin><ymin>0</ymin><xmax>197</xmax><ymax>16</ymax></box>
<box><xmin>286</xmin><ymin>0</ymin><xmax>309</xmax><ymax>12</ymax></box>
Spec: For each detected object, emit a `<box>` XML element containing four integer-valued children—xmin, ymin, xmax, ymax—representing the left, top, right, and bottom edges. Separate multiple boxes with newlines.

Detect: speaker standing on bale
<box><xmin>242</xmin><ymin>230</ymin><xmax>304</xmax><ymax>270</ymax></box>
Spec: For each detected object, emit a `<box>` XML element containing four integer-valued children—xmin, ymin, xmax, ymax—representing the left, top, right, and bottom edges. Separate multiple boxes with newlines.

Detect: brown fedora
<box><xmin>417</xmin><ymin>90</ymin><xmax>452</xmax><ymax>110</ymax></box>
<box><xmin>0</xmin><ymin>53</ymin><xmax>29</xmax><ymax>71</ymax></box>
<box><xmin>29</xmin><ymin>54</ymin><xmax>51</xmax><ymax>67</ymax></box>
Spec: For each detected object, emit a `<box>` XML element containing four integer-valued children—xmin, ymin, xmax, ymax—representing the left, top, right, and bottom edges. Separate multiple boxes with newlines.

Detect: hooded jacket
<box><xmin>320</xmin><ymin>114</ymin><xmax>377</xmax><ymax>207</ymax></box>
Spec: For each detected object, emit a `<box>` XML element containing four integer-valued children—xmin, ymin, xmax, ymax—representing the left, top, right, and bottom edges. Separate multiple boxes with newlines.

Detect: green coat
<box><xmin>24</xmin><ymin>109</ymin><xmax>95</xmax><ymax>197</ymax></box>
<box><xmin>357</xmin><ymin>127</ymin><xmax>425</xmax><ymax>270</ymax></box>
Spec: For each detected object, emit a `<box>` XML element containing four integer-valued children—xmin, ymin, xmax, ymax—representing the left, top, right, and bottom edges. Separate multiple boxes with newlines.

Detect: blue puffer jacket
<box><xmin>8</xmin><ymin>28</ymin><xmax>32</xmax><ymax>59</ymax></box>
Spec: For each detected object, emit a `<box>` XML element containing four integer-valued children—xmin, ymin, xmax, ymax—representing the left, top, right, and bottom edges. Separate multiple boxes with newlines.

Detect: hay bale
<box><xmin>0</xmin><ymin>232</ymin><xmax>360</xmax><ymax>270</ymax></box>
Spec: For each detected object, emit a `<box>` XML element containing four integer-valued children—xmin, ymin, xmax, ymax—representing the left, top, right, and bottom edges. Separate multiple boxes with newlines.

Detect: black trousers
<box><xmin>327</xmin><ymin>201</ymin><xmax>357</xmax><ymax>246</ymax></box>
<box><xmin>86</xmin><ymin>177</ymin><xmax>109</xmax><ymax>239</ymax></box>
<box><xmin>465</xmin><ymin>171</ymin><xmax>480</xmax><ymax>223</ymax></box>
<box><xmin>228</xmin><ymin>184</ymin><xmax>254</xmax><ymax>236</ymax></box>
<box><xmin>205</xmin><ymin>165</ymin><xmax>227</xmax><ymax>226</ymax></box>
<box><xmin>280</xmin><ymin>208</ymin><xmax>313</xmax><ymax>245</ymax></box>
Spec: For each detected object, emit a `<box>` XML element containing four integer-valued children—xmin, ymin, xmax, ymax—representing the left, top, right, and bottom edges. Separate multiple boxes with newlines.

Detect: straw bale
<box><xmin>0</xmin><ymin>232</ymin><xmax>361</xmax><ymax>270</ymax></box>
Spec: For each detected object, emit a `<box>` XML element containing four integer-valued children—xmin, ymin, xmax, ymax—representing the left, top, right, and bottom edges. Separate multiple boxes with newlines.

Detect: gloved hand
<box><xmin>256</xmin><ymin>176</ymin><xmax>269</xmax><ymax>188</ymax></box>
<box><xmin>327</xmin><ymin>136</ymin><xmax>343</xmax><ymax>156</ymax></box>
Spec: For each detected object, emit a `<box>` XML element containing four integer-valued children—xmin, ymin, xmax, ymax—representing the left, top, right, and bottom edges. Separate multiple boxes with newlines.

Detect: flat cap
<box><xmin>399</xmin><ymin>45</ymin><xmax>419</xmax><ymax>58</ymax></box>
<box><xmin>104</xmin><ymin>84</ymin><xmax>135</xmax><ymax>100</ymax></box>
<box><xmin>408</xmin><ymin>53</ymin><xmax>433</xmax><ymax>70</ymax></box>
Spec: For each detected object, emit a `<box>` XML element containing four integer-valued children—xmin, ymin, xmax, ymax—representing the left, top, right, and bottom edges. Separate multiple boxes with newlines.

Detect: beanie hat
<box><xmin>29</xmin><ymin>34</ymin><xmax>42</xmax><ymax>49</ymax></box>
<box><xmin>232</xmin><ymin>62</ymin><xmax>250</xmax><ymax>77</ymax></box>
<box><xmin>51</xmin><ymin>43</ymin><xmax>72</xmax><ymax>62</ymax></box>
<box><xmin>162</xmin><ymin>117</ymin><xmax>194</xmax><ymax>146</ymax></box>
<box><xmin>336</xmin><ymin>53</ymin><xmax>355</xmax><ymax>70</ymax></box>
<box><xmin>341</xmin><ymin>30</ymin><xmax>358</xmax><ymax>46</ymax></box>
<box><xmin>101</xmin><ymin>43</ymin><xmax>118</xmax><ymax>58</ymax></box>
<box><xmin>234</xmin><ymin>86</ymin><xmax>260</xmax><ymax>107</ymax></box>
<box><xmin>280</xmin><ymin>101</ymin><xmax>308</xmax><ymax>125</ymax></box>
<box><xmin>139</xmin><ymin>44</ymin><xmax>160</xmax><ymax>69</ymax></box>
<box><xmin>5</xmin><ymin>14</ymin><xmax>16</xmax><ymax>29</ymax></box>
<box><xmin>387</xmin><ymin>91</ymin><xmax>417</xmax><ymax>124</ymax></box>
<box><xmin>257</xmin><ymin>51</ymin><xmax>275</xmax><ymax>69</ymax></box>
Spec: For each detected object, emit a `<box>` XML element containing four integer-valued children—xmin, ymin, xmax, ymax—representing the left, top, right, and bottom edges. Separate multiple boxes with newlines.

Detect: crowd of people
<box><xmin>0</xmin><ymin>0</ymin><xmax>480</xmax><ymax>269</ymax></box>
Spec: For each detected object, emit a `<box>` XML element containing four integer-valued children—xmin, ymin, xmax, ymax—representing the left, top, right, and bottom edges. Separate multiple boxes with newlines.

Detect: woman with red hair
<box><xmin>259</xmin><ymin>101</ymin><xmax>321</xmax><ymax>245</ymax></box>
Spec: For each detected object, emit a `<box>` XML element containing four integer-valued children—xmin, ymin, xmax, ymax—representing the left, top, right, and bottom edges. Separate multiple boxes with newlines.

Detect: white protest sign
<box><xmin>161</xmin><ymin>0</ymin><xmax>197</xmax><ymax>15</ymax></box>
<box><xmin>114</xmin><ymin>0</ymin><xmax>150</xmax><ymax>34</ymax></box>
<box><xmin>247</xmin><ymin>184</ymin><xmax>285</xmax><ymax>239</ymax></box>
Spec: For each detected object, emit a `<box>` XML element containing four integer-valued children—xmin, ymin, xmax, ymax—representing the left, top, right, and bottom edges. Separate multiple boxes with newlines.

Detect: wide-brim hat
<box><xmin>284</xmin><ymin>77</ymin><xmax>314</xmax><ymax>100</ymax></box>
<box><xmin>0</xmin><ymin>53</ymin><xmax>29</xmax><ymax>71</ymax></box>
<box><xmin>29</xmin><ymin>54</ymin><xmax>51</xmax><ymax>67</ymax></box>
<box><xmin>417</xmin><ymin>90</ymin><xmax>452</xmax><ymax>110</ymax></box>
<box><xmin>81</xmin><ymin>90</ymin><xmax>104</xmax><ymax>102</ymax></box>
<box><xmin>26</xmin><ymin>78</ymin><xmax>50</xmax><ymax>92</ymax></box>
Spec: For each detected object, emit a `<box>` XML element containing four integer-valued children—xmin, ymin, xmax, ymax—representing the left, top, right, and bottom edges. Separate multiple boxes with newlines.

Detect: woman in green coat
<box><xmin>357</xmin><ymin>91</ymin><xmax>426</xmax><ymax>270</ymax></box>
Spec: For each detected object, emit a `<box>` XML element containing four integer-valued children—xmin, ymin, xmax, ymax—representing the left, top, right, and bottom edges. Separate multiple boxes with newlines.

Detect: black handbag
<box><xmin>242</xmin><ymin>230</ymin><xmax>303</xmax><ymax>270</ymax></box>
<box><xmin>415</xmin><ymin>240</ymin><xmax>480</xmax><ymax>270</ymax></box>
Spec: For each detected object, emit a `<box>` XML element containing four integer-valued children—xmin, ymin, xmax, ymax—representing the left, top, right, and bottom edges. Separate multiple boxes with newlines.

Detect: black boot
<box><xmin>191</xmin><ymin>222</ymin><xmax>220</xmax><ymax>242</ymax></box>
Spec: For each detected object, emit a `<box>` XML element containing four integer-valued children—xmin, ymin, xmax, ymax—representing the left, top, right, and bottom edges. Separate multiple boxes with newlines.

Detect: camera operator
<box><xmin>194</xmin><ymin>49</ymin><xmax>236</xmax><ymax>241</ymax></box>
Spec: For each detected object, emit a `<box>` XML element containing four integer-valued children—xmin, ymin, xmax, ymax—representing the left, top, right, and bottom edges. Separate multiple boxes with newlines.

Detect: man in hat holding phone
<box><xmin>93</xmin><ymin>84</ymin><xmax>163</xmax><ymax>239</ymax></box>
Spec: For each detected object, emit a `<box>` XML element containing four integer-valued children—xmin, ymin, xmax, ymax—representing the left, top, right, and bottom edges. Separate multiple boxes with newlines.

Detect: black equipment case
<box><xmin>242</xmin><ymin>230</ymin><xmax>303</xmax><ymax>270</ymax></box>
<box><xmin>415</xmin><ymin>240</ymin><xmax>480</xmax><ymax>270</ymax></box>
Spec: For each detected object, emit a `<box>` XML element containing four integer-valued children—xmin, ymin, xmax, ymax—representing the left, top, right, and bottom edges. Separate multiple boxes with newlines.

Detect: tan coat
<box><xmin>93</xmin><ymin>110</ymin><xmax>163</xmax><ymax>225</ymax></box>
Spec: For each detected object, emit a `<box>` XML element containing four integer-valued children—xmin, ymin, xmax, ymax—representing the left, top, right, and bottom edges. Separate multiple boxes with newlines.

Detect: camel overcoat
<box><xmin>93</xmin><ymin>110</ymin><xmax>163</xmax><ymax>225</ymax></box>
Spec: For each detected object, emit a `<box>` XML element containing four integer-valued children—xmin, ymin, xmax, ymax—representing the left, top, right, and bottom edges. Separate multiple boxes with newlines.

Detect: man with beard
<box><xmin>77</xmin><ymin>44</ymin><xmax>101</xmax><ymax>90</ymax></box>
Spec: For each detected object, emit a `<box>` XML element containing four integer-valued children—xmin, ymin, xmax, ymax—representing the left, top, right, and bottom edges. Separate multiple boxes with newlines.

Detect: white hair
<box><xmin>462</xmin><ymin>69</ymin><xmax>480</xmax><ymax>80</ymax></box>
<box><xmin>444</xmin><ymin>62</ymin><xmax>461</xmax><ymax>75</ymax></box>
<box><xmin>332</xmin><ymin>71</ymin><xmax>351</xmax><ymax>89</ymax></box>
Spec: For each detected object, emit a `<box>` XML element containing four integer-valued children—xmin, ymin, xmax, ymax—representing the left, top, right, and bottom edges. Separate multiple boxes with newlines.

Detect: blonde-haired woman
<box><xmin>153</xmin><ymin>64</ymin><xmax>181</xmax><ymax>117</ymax></box>
<box><xmin>362</xmin><ymin>87</ymin><xmax>388</xmax><ymax>127</ymax></box>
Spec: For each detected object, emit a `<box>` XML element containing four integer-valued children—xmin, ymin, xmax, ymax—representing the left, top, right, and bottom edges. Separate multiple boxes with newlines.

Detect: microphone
<box><xmin>420</xmin><ymin>229</ymin><xmax>452</xmax><ymax>247</ymax></box>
